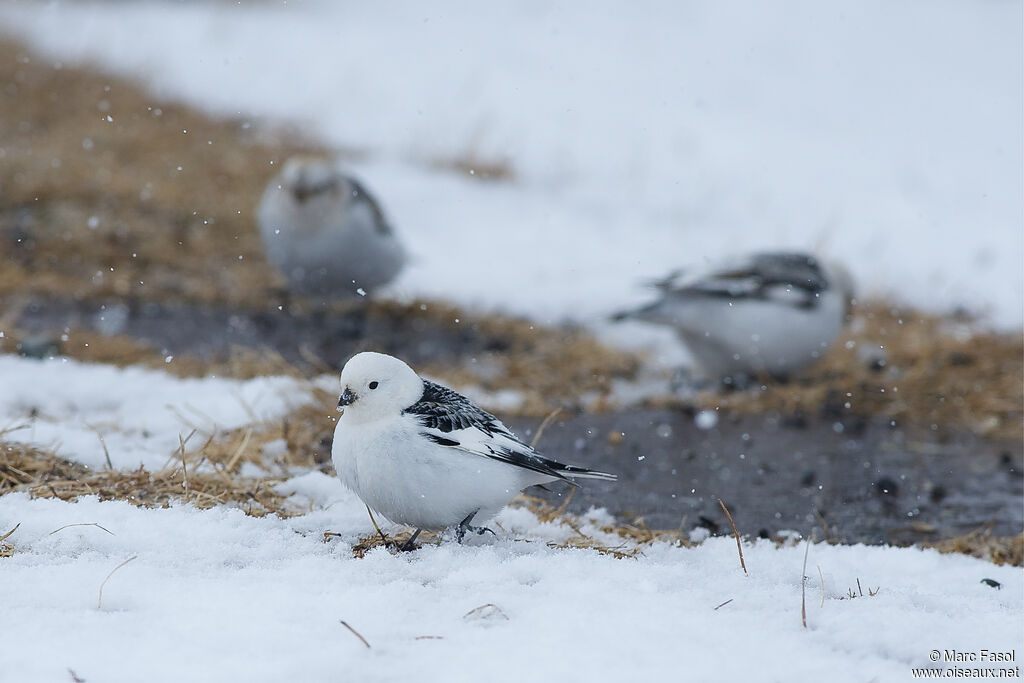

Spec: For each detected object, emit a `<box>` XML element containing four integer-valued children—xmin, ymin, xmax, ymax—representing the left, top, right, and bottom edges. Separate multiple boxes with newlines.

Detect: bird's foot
<box><xmin>455</xmin><ymin>511</ymin><xmax>496</xmax><ymax>543</ymax></box>
<box><xmin>397</xmin><ymin>528</ymin><xmax>423</xmax><ymax>552</ymax></box>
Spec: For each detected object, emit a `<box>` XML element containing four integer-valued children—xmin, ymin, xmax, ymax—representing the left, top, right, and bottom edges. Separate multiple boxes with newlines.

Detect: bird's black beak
<box><xmin>338</xmin><ymin>387</ymin><xmax>357</xmax><ymax>408</ymax></box>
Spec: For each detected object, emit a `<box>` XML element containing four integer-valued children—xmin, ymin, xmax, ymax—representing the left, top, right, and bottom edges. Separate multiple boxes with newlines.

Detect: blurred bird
<box><xmin>257</xmin><ymin>157</ymin><xmax>406</xmax><ymax>301</ymax></box>
<box><xmin>614</xmin><ymin>252</ymin><xmax>854</xmax><ymax>386</ymax></box>
<box><xmin>332</xmin><ymin>352</ymin><xmax>616</xmax><ymax>549</ymax></box>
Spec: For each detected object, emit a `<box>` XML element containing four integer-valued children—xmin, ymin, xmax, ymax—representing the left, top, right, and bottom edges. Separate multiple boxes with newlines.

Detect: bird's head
<box><xmin>337</xmin><ymin>352</ymin><xmax>423</xmax><ymax>422</ymax></box>
<box><xmin>279</xmin><ymin>157</ymin><xmax>347</xmax><ymax>205</ymax></box>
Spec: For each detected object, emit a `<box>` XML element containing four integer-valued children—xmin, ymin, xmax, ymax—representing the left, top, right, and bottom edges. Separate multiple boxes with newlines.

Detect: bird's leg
<box><xmin>398</xmin><ymin>528</ymin><xmax>422</xmax><ymax>552</ymax></box>
<box><xmin>455</xmin><ymin>510</ymin><xmax>495</xmax><ymax>543</ymax></box>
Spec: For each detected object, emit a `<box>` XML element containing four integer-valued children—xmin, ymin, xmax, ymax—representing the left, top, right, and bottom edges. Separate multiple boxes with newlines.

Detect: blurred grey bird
<box><xmin>257</xmin><ymin>157</ymin><xmax>406</xmax><ymax>301</ymax></box>
<box><xmin>614</xmin><ymin>251</ymin><xmax>854</xmax><ymax>386</ymax></box>
<box><xmin>332</xmin><ymin>352</ymin><xmax>616</xmax><ymax>549</ymax></box>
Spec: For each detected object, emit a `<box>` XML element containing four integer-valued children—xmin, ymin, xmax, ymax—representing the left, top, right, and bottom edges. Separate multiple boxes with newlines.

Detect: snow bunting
<box><xmin>614</xmin><ymin>252</ymin><xmax>854</xmax><ymax>385</ymax></box>
<box><xmin>257</xmin><ymin>157</ymin><xmax>406</xmax><ymax>300</ymax></box>
<box><xmin>331</xmin><ymin>352</ymin><xmax>616</xmax><ymax>548</ymax></box>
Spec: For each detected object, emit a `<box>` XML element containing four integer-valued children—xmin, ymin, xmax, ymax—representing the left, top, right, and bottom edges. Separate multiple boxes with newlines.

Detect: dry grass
<box><xmin>4</xmin><ymin>440</ymin><xmax>1021</xmax><ymax>565</ymax></box>
<box><xmin>0</xmin><ymin>301</ymin><xmax>638</xmax><ymax>415</ymax></box>
<box><xmin>0</xmin><ymin>325</ymin><xmax>311</xmax><ymax>381</ymax></box>
<box><xmin>0</xmin><ymin>38</ymin><xmax>318</xmax><ymax>309</ymax></box>
<box><xmin>413</xmin><ymin>308</ymin><xmax>639</xmax><ymax>415</ymax></box>
<box><xmin>681</xmin><ymin>301</ymin><xmax>1023</xmax><ymax>441</ymax></box>
<box><xmin>428</xmin><ymin>151</ymin><xmax>515</xmax><ymax>182</ymax></box>
<box><xmin>0</xmin><ymin>440</ymin><xmax>297</xmax><ymax>517</ymax></box>
<box><xmin>0</xmin><ymin>384</ymin><xmax>342</xmax><ymax>518</ymax></box>
<box><xmin>923</xmin><ymin>530</ymin><xmax>1024</xmax><ymax>568</ymax></box>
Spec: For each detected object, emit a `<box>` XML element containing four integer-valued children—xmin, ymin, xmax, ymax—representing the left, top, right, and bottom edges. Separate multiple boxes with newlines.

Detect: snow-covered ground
<box><xmin>1</xmin><ymin>355</ymin><xmax>1022</xmax><ymax>681</ymax></box>
<box><xmin>2</xmin><ymin>486</ymin><xmax>1021</xmax><ymax>682</ymax></box>
<box><xmin>0</xmin><ymin>355</ymin><xmax>319</xmax><ymax>471</ymax></box>
<box><xmin>1</xmin><ymin>0</ymin><xmax>1021</xmax><ymax>331</ymax></box>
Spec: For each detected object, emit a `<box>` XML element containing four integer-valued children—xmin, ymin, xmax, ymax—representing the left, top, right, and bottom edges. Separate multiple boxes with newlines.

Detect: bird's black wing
<box><xmin>675</xmin><ymin>252</ymin><xmax>830</xmax><ymax>309</ymax></box>
<box><xmin>403</xmin><ymin>380</ymin><xmax>616</xmax><ymax>482</ymax></box>
<box><xmin>347</xmin><ymin>177</ymin><xmax>395</xmax><ymax>237</ymax></box>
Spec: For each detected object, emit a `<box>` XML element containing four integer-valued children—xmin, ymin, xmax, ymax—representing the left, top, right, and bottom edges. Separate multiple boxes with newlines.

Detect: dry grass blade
<box><xmin>178</xmin><ymin>433</ymin><xmax>190</xmax><ymax>503</ymax></box>
<box><xmin>0</xmin><ymin>522</ymin><xmax>18</xmax><ymax>558</ymax></box>
<box><xmin>91</xmin><ymin>427</ymin><xmax>113</xmax><ymax>470</ymax></box>
<box><xmin>339</xmin><ymin>620</ymin><xmax>371</xmax><ymax>649</ymax></box>
<box><xmin>552</xmin><ymin>487</ymin><xmax>576</xmax><ymax>518</ymax></box>
<box><xmin>718</xmin><ymin>499</ymin><xmax>747</xmax><ymax>575</ymax></box>
<box><xmin>365</xmin><ymin>505</ymin><xmax>389</xmax><ymax>546</ymax></box>
<box><xmin>49</xmin><ymin>522</ymin><xmax>115</xmax><ymax>537</ymax></box>
<box><xmin>97</xmin><ymin>555</ymin><xmax>138</xmax><ymax>609</ymax></box>
<box><xmin>529</xmin><ymin>408</ymin><xmax>563</xmax><ymax>448</ymax></box>
<box><xmin>224</xmin><ymin>428</ymin><xmax>253</xmax><ymax>473</ymax></box>
<box><xmin>801</xmin><ymin>538</ymin><xmax>811</xmax><ymax>628</ymax></box>
<box><xmin>817</xmin><ymin>565</ymin><xmax>825</xmax><ymax>608</ymax></box>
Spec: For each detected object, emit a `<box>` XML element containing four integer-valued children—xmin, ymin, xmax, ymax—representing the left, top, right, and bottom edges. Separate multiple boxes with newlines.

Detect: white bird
<box><xmin>257</xmin><ymin>157</ymin><xmax>406</xmax><ymax>301</ymax></box>
<box><xmin>331</xmin><ymin>352</ymin><xmax>616</xmax><ymax>549</ymax></box>
<box><xmin>614</xmin><ymin>252</ymin><xmax>854</xmax><ymax>386</ymax></box>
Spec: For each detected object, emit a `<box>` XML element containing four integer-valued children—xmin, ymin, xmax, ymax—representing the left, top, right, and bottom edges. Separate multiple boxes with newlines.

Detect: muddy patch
<box><xmin>507</xmin><ymin>411</ymin><xmax>1023</xmax><ymax>544</ymax></box>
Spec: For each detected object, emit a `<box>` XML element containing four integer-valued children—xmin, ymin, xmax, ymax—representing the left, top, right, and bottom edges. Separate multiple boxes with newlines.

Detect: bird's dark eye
<box><xmin>368</xmin><ymin>381</ymin><xmax>379</xmax><ymax>390</ymax></box>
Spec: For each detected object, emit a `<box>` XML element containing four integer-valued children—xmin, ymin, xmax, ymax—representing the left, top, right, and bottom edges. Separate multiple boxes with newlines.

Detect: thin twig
<box><xmin>553</xmin><ymin>487</ymin><xmax>576</xmax><ymax>518</ymax></box>
<box><xmin>98</xmin><ymin>555</ymin><xmax>138</xmax><ymax>609</ymax></box>
<box><xmin>224</xmin><ymin>428</ymin><xmax>253</xmax><ymax>473</ymax></box>
<box><xmin>817</xmin><ymin>565</ymin><xmax>825</xmax><ymax>608</ymax></box>
<box><xmin>718</xmin><ymin>499</ymin><xmax>747</xmax><ymax>575</ymax></box>
<box><xmin>530</xmin><ymin>408</ymin><xmax>563</xmax><ymax>449</ymax></box>
<box><xmin>856</xmin><ymin>577</ymin><xmax>863</xmax><ymax>597</ymax></box>
<box><xmin>713</xmin><ymin>598</ymin><xmax>734</xmax><ymax>611</ymax></box>
<box><xmin>91</xmin><ymin>427</ymin><xmax>113</xmax><ymax>470</ymax></box>
<box><xmin>812</xmin><ymin>508</ymin><xmax>830</xmax><ymax>541</ymax></box>
<box><xmin>49</xmin><ymin>522</ymin><xmax>115</xmax><ymax>537</ymax></box>
<box><xmin>0</xmin><ymin>523</ymin><xmax>20</xmax><ymax>542</ymax></box>
<box><xmin>365</xmin><ymin>505</ymin><xmax>389</xmax><ymax>545</ymax></box>
<box><xmin>339</xmin><ymin>620</ymin><xmax>371</xmax><ymax>648</ymax></box>
<box><xmin>179</xmin><ymin>433</ymin><xmax>189</xmax><ymax>502</ymax></box>
<box><xmin>801</xmin><ymin>538</ymin><xmax>810</xmax><ymax>628</ymax></box>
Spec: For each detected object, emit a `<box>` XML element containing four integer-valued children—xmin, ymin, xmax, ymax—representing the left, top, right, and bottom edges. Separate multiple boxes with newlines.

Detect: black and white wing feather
<box><xmin>664</xmin><ymin>252</ymin><xmax>831</xmax><ymax>310</ymax></box>
<box><xmin>348</xmin><ymin>177</ymin><xmax>395</xmax><ymax>237</ymax></box>
<box><xmin>403</xmin><ymin>380</ymin><xmax>616</xmax><ymax>482</ymax></box>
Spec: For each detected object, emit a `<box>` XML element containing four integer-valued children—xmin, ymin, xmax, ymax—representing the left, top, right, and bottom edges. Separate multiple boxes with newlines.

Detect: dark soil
<box><xmin>508</xmin><ymin>411</ymin><xmax>1023</xmax><ymax>545</ymax></box>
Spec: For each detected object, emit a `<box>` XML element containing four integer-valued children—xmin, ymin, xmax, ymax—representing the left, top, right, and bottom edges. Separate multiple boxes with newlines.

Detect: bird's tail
<box><xmin>609</xmin><ymin>299</ymin><xmax>662</xmax><ymax>323</ymax></box>
<box><xmin>559</xmin><ymin>465</ymin><xmax>617</xmax><ymax>482</ymax></box>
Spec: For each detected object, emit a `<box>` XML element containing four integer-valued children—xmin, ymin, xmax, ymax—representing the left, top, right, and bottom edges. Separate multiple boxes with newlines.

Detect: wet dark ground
<box><xmin>10</xmin><ymin>296</ymin><xmax>509</xmax><ymax>371</ymax></box>
<box><xmin>508</xmin><ymin>412</ymin><xmax>1022</xmax><ymax>544</ymax></box>
<box><xmin>10</xmin><ymin>295</ymin><xmax>1024</xmax><ymax>544</ymax></box>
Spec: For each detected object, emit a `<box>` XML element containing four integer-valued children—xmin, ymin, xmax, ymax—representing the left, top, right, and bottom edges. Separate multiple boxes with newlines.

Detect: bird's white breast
<box><xmin>331</xmin><ymin>413</ymin><xmax>547</xmax><ymax>530</ymax></box>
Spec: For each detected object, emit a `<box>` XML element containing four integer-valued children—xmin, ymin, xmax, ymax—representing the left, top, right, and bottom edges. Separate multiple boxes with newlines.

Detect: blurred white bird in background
<box><xmin>257</xmin><ymin>157</ymin><xmax>406</xmax><ymax>302</ymax></box>
<box><xmin>614</xmin><ymin>252</ymin><xmax>854</xmax><ymax>386</ymax></box>
<box><xmin>332</xmin><ymin>351</ymin><xmax>616</xmax><ymax>549</ymax></box>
